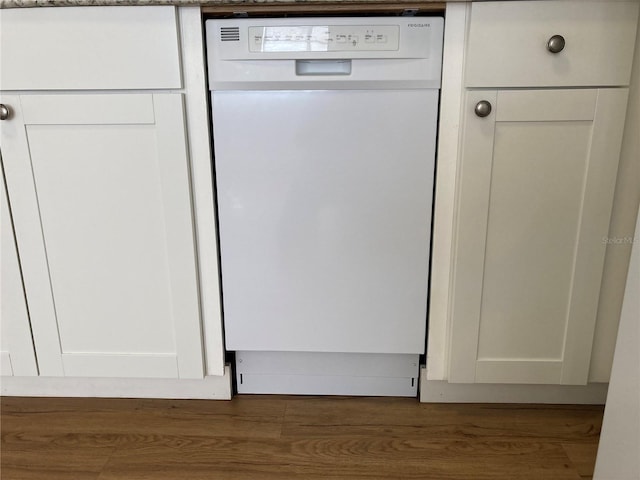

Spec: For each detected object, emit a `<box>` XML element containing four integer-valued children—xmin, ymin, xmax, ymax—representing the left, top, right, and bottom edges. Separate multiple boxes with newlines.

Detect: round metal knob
<box><xmin>547</xmin><ymin>35</ymin><xmax>566</xmax><ymax>53</ymax></box>
<box><xmin>0</xmin><ymin>104</ymin><xmax>10</xmax><ymax>121</ymax></box>
<box><xmin>474</xmin><ymin>100</ymin><xmax>492</xmax><ymax>118</ymax></box>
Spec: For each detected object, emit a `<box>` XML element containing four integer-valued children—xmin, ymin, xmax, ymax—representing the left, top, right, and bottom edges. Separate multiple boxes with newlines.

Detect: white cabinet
<box><xmin>1</xmin><ymin>172</ymin><xmax>38</xmax><ymax>376</ymax></box>
<box><xmin>449</xmin><ymin>88</ymin><xmax>628</xmax><ymax>384</ymax></box>
<box><xmin>446</xmin><ymin>0</ymin><xmax>638</xmax><ymax>386</ymax></box>
<box><xmin>1</xmin><ymin>93</ymin><xmax>204</xmax><ymax>379</ymax></box>
<box><xmin>0</xmin><ymin>6</ymin><xmax>222</xmax><ymax>385</ymax></box>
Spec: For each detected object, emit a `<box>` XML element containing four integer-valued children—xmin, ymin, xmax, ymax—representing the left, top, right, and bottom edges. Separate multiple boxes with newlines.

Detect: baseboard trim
<box><xmin>419</xmin><ymin>367</ymin><xmax>608</xmax><ymax>404</ymax></box>
<box><xmin>0</xmin><ymin>365</ymin><xmax>233</xmax><ymax>400</ymax></box>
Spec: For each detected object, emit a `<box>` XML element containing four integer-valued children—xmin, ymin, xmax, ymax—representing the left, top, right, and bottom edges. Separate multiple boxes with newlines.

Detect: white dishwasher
<box><xmin>206</xmin><ymin>16</ymin><xmax>443</xmax><ymax>396</ymax></box>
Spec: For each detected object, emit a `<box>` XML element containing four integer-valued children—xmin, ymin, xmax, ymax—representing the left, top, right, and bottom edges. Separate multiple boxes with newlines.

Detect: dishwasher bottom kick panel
<box><xmin>235</xmin><ymin>351</ymin><xmax>419</xmax><ymax>397</ymax></box>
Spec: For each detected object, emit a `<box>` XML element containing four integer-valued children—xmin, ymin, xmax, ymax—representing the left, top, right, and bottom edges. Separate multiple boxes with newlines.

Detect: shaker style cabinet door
<box><xmin>1</xmin><ymin>171</ymin><xmax>38</xmax><ymax>376</ymax></box>
<box><xmin>0</xmin><ymin>94</ymin><xmax>204</xmax><ymax>379</ymax></box>
<box><xmin>449</xmin><ymin>88</ymin><xmax>628</xmax><ymax>385</ymax></box>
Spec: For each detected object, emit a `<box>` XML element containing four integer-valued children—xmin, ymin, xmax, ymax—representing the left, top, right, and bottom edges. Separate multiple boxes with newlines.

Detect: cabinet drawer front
<box><xmin>0</xmin><ymin>6</ymin><xmax>181</xmax><ymax>91</ymax></box>
<box><xmin>465</xmin><ymin>1</ymin><xmax>639</xmax><ymax>88</ymax></box>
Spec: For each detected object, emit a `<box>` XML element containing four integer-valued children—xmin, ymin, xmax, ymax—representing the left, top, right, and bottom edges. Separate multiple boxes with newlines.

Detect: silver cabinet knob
<box><xmin>0</xmin><ymin>104</ymin><xmax>10</xmax><ymax>121</ymax></box>
<box><xmin>547</xmin><ymin>35</ymin><xmax>566</xmax><ymax>53</ymax></box>
<box><xmin>474</xmin><ymin>100</ymin><xmax>492</xmax><ymax>118</ymax></box>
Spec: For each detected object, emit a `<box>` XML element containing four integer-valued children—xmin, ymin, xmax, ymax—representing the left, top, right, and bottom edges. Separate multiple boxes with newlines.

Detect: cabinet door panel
<box><xmin>1</xmin><ymin>93</ymin><xmax>203</xmax><ymax>379</ymax></box>
<box><xmin>27</xmin><ymin>124</ymin><xmax>177</xmax><ymax>356</ymax></box>
<box><xmin>1</xmin><ymin>171</ymin><xmax>38</xmax><ymax>376</ymax></box>
<box><xmin>449</xmin><ymin>88</ymin><xmax>628</xmax><ymax>385</ymax></box>
<box><xmin>478</xmin><ymin>121</ymin><xmax>591</xmax><ymax>361</ymax></box>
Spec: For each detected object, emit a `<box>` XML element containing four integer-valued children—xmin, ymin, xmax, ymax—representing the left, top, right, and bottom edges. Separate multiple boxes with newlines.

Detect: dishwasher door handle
<box><xmin>295</xmin><ymin>59</ymin><xmax>352</xmax><ymax>76</ymax></box>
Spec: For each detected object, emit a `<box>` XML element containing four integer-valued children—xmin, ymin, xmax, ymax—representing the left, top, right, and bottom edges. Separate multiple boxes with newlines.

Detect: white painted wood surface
<box><xmin>590</xmin><ymin>10</ymin><xmax>640</xmax><ymax>384</ymax></box>
<box><xmin>1</xmin><ymin>93</ymin><xmax>204</xmax><ymax>379</ymax></box>
<box><xmin>427</xmin><ymin>1</ymin><xmax>639</xmax><ymax>387</ymax></box>
<box><xmin>561</xmin><ymin>88</ymin><xmax>631</xmax><ymax>384</ymax></box>
<box><xmin>1</xmin><ymin>367</ymin><xmax>233</xmax><ymax>400</ymax></box>
<box><xmin>465</xmin><ymin>1</ymin><xmax>639</xmax><ymax>88</ymax></box>
<box><xmin>0</xmin><ymin>171</ymin><xmax>38</xmax><ymax>376</ymax></box>
<box><xmin>594</xmin><ymin>195</ymin><xmax>640</xmax><ymax>480</ymax></box>
<box><xmin>0</xmin><ymin>6</ymin><xmax>182</xmax><ymax>90</ymax></box>
<box><xmin>420</xmin><ymin>369</ymin><xmax>608</xmax><ymax>405</ymax></box>
<box><xmin>427</xmin><ymin>2</ymin><xmax>469</xmax><ymax>381</ymax></box>
<box><xmin>449</xmin><ymin>88</ymin><xmax>628</xmax><ymax>385</ymax></box>
<box><xmin>178</xmin><ymin>7</ymin><xmax>225</xmax><ymax>377</ymax></box>
<box><xmin>594</xmin><ymin>19</ymin><xmax>640</xmax><ymax>473</ymax></box>
<box><xmin>0</xmin><ymin>94</ymin><xmax>63</xmax><ymax>376</ymax></box>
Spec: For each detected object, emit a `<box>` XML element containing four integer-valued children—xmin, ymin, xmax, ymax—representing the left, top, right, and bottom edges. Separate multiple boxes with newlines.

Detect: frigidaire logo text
<box><xmin>408</xmin><ymin>23</ymin><xmax>430</xmax><ymax>27</ymax></box>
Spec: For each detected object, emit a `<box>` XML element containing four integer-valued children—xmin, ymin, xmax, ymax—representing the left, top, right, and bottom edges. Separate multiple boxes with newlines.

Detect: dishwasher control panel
<box><xmin>207</xmin><ymin>17</ymin><xmax>444</xmax><ymax>89</ymax></box>
<box><xmin>248</xmin><ymin>25</ymin><xmax>400</xmax><ymax>52</ymax></box>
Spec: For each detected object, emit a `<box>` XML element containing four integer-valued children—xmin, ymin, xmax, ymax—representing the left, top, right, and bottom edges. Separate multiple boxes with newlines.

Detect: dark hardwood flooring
<box><xmin>1</xmin><ymin>395</ymin><xmax>603</xmax><ymax>480</ymax></box>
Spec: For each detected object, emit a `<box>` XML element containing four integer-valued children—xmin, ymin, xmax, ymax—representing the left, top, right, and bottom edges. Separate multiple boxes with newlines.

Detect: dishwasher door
<box><xmin>213</xmin><ymin>88</ymin><xmax>437</xmax><ymax>354</ymax></box>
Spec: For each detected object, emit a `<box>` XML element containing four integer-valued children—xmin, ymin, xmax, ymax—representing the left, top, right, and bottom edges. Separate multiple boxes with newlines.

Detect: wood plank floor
<box><xmin>1</xmin><ymin>396</ymin><xmax>603</xmax><ymax>480</ymax></box>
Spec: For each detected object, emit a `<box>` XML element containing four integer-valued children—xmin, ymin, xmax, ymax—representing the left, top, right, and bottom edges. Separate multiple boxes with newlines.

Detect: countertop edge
<box><xmin>0</xmin><ymin>0</ymin><xmax>458</xmax><ymax>10</ymax></box>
